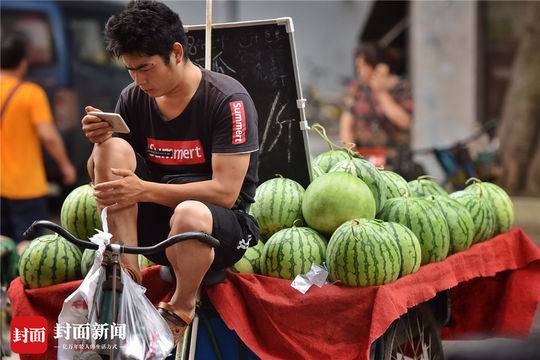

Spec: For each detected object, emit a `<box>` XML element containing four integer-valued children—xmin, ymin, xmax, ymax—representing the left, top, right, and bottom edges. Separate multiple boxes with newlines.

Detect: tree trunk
<box><xmin>497</xmin><ymin>2</ymin><xmax>540</xmax><ymax>195</ymax></box>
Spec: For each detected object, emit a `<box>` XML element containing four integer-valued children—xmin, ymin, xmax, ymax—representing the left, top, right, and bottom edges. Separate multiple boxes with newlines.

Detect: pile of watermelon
<box><xmin>236</xmin><ymin>124</ymin><xmax>515</xmax><ymax>287</ymax></box>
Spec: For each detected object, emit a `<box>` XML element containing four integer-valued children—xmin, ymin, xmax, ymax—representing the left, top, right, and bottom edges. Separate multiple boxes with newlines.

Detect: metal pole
<box><xmin>205</xmin><ymin>0</ymin><xmax>213</xmax><ymax>70</ymax></box>
<box><xmin>188</xmin><ymin>316</ymin><xmax>200</xmax><ymax>360</ymax></box>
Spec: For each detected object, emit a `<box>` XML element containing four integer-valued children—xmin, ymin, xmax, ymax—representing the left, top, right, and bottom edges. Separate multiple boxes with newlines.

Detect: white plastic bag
<box><xmin>57</xmin><ymin>226</ymin><xmax>108</xmax><ymax>359</ymax></box>
<box><xmin>291</xmin><ymin>263</ymin><xmax>329</xmax><ymax>294</ymax></box>
<box><xmin>117</xmin><ymin>266</ymin><xmax>174</xmax><ymax>359</ymax></box>
<box><xmin>57</xmin><ymin>208</ymin><xmax>173</xmax><ymax>359</ymax></box>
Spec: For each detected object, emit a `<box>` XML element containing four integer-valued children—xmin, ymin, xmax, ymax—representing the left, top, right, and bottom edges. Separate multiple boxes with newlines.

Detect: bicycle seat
<box><xmin>159</xmin><ymin>265</ymin><xmax>227</xmax><ymax>287</ymax></box>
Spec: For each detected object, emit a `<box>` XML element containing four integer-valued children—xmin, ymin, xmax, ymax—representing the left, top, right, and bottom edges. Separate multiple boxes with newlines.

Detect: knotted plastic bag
<box><xmin>57</xmin><ymin>208</ymin><xmax>173</xmax><ymax>359</ymax></box>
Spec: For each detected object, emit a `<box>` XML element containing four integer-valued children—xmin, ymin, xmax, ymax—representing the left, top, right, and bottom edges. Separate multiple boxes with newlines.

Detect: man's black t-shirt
<box><xmin>114</xmin><ymin>68</ymin><xmax>259</xmax><ymax>206</ymax></box>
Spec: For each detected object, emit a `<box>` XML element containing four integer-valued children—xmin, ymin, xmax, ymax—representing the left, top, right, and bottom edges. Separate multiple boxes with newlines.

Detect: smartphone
<box><xmin>88</xmin><ymin>111</ymin><xmax>130</xmax><ymax>134</ymax></box>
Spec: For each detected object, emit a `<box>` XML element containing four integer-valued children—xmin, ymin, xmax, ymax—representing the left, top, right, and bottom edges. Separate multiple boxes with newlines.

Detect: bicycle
<box><xmin>412</xmin><ymin>119</ymin><xmax>499</xmax><ymax>191</ymax></box>
<box><xmin>23</xmin><ymin>220</ymin><xmax>220</xmax><ymax>360</ymax></box>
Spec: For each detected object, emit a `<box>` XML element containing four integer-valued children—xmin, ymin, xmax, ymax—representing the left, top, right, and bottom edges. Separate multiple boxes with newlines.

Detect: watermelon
<box><xmin>408</xmin><ymin>176</ymin><xmax>447</xmax><ymax>197</ymax></box>
<box><xmin>326</xmin><ymin>219</ymin><xmax>401</xmax><ymax>286</ymax></box>
<box><xmin>381</xmin><ymin>222</ymin><xmax>421</xmax><ymax>277</ymax></box>
<box><xmin>138</xmin><ymin>255</ymin><xmax>156</xmax><ymax>269</ymax></box>
<box><xmin>427</xmin><ymin>195</ymin><xmax>475</xmax><ymax>254</ymax></box>
<box><xmin>311</xmin><ymin>163</ymin><xmax>325</xmax><ymax>181</ymax></box>
<box><xmin>310</xmin><ymin>122</ymin><xmax>357</xmax><ymax>173</ymax></box>
<box><xmin>0</xmin><ymin>235</ymin><xmax>20</xmax><ymax>285</ymax></box>
<box><xmin>231</xmin><ymin>240</ymin><xmax>264</xmax><ymax>274</ymax></box>
<box><xmin>80</xmin><ymin>249</ymin><xmax>96</xmax><ymax>276</ymax></box>
<box><xmin>464</xmin><ymin>179</ymin><xmax>514</xmax><ymax>234</ymax></box>
<box><xmin>302</xmin><ymin>172</ymin><xmax>376</xmax><ymax>235</ymax></box>
<box><xmin>329</xmin><ymin>157</ymin><xmax>387</xmax><ymax>212</ymax></box>
<box><xmin>261</xmin><ymin>227</ymin><xmax>327</xmax><ymax>280</ymax></box>
<box><xmin>377</xmin><ymin>197</ymin><xmax>450</xmax><ymax>265</ymax></box>
<box><xmin>249</xmin><ymin>177</ymin><xmax>305</xmax><ymax>239</ymax></box>
<box><xmin>312</xmin><ymin>150</ymin><xmax>351</xmax><ymax>173</ymax></box>
<box><xmin>450</xmin><ymin>190</ymin><xmax>496</xmax><ymax>244</ymax></box>
<box><xmin>19</xmin><ymin>234</ymin><xmax>82</xmax><ymax>288</ymax></box>
<box><xmin>61</xmin><ymin>184</ymin><xmax>102</xmax><ymax>240</ymax></box>
<box><xmin>381</xmin><ymin>170</ymin><xmax>411</xmax><ymax>199</ymax></box>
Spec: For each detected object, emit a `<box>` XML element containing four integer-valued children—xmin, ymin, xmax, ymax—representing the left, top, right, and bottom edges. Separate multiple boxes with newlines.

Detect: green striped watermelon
<box><xmin>249</xmin><ymin>177</ymin><xmax>305</xmax><ymax>239</ymax></box>
<box><xmin>231</xmin><ymin>240</ymin><xmax>264</xmax><ymax>274</ymax></box>
<box><xmin>1</xmin><ymin>235</ymin><xmax>20</xmax><ymax>285</ymax></box>
<box><xmin>464</xmin><ymin>179</ymin><xmax>514</xmax><ymax>234</ymax></box>
<box><xmin>377</xmin><ymin>197</ymin><xmax>450</xmax><ymax>265</ymax></box>
<box><xmin>61</xmin><ymin>184</ymin><xmax>102</xmax><ymax>240</ymax></box>
<box><xmin>408</xmin><ymin>176</ymin><xmax>447</xmax><ymax>197</ymax></box>
<box><xmin>261</xmin><ymin>227</ymin><xmax>327</xmax><ymax>280</ymax></box>
<box><xmin>329</xmin><ymin>157</ymin><xmax>387</xmax><ymax>212</ymax></box>
<box><xmin>310</xmin><ymin>122</ymin><xmax>359</xmax><ymax>173</ymax></box>
<box><xmin>381</xmin><ymin>222</ymin><xmax>421</xmax><ymax>277</ymax></box>
<box><xmin>80</xmin><ymin>249</ymin><xmax>96</xmax><ymax>276</ymax></box>
<box><xmin>450</xmin><ymin>190</ymin><xmax>496</xmax><ymax>244</ymax></box>
<box><xmin>19</xmin><ymin>234</ymin><xmax>82</xmax><ymax>288</ymax></box>
<box><xmin>138</xmin><ymin>255</ymin><xmax>156</xmax><ymax>269</ymax></box>
<box><xmin>381</xmin><ymin>170</ymin><xmax>411</xmax><ymax>199</ymax></box>
<box><xmin>327</xmin><ymin>219</ymin><xmax>401</xmax><ymax>286</ymax></box>
<box><xmin>302</xmin><ymin>172</ymin><xmax>376</xmax><ymax>235</ymax></box>
<box><xmin>312</xmin><ymin>150</ymin><xmax>351</xmax><ymax>173</ymax></box>
<box><xmin>311</xmin><ymin>163</ymin><xmax>325</xmax><ymax>181</ymax></box>
<box><xmin>427</xmin><ymin>195</ymin><xmax>475</xmax><ymax>254</ymax></box>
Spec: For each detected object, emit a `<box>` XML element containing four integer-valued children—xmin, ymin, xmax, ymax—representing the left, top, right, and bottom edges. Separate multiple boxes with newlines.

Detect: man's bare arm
<box><xmin>35</xmin><ymin>123</ymin><xmax>77</xmax><ymax>185</ymax></box>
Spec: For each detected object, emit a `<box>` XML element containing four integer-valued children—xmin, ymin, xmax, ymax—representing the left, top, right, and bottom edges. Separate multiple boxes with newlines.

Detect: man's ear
<box><xmin>172</xmin><ymin>42</ymin><xmax>184</xmax><ymax>64</ymax></box>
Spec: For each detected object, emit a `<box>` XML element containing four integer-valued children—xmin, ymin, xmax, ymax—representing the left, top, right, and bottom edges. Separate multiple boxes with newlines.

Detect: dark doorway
<box><xmin>359</xmin><ymin>0</ymin><xmax>409</xmax><ymax>76</ymax></box>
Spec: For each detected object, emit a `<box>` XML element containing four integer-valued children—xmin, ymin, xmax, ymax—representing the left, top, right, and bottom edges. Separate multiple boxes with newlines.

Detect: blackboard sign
<box><xmin>185</xmin><ymin>18</ymin><xmax>312</xmax><ymax>188</ymax></box>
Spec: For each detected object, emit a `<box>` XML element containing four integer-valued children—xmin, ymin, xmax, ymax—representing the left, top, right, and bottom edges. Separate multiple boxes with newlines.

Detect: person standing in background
<box><xmin>339</xmin><ymin>43</ymin><xmax>415</xmax><ymax>177</ymax></box>
<box><xmin>0</xmin><ymin>32</ymin><xmax>77</xmax><ymax>253</ymax></box>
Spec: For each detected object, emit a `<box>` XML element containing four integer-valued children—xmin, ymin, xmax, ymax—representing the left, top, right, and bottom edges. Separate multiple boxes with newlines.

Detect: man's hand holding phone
<box><xmin>82</xmin><ymin>106</ymin><xmax>130</xmax><ymax>143</ymax></box>
<box><xmin>82</xmin><ymin>106</ymin><xmax>114</xmax><ymax>144</ymax></box>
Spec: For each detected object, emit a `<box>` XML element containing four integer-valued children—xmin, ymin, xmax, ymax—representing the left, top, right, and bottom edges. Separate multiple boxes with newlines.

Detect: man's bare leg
<box><xmin>87</xmin><ymin>138</ymin><xmax>140</xmax><ymax>278</ymax></box>
<box><xmin>165</xmin><ymin>201</ymin><xmax>215</xmax><ymax>319</ymax></box>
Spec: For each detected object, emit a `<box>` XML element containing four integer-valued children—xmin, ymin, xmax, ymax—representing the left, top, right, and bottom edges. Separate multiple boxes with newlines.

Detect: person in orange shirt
<box><xmin>0</xmin><ymin>32</ymin><xmax>76</xmax><ymax>252</ymax></box>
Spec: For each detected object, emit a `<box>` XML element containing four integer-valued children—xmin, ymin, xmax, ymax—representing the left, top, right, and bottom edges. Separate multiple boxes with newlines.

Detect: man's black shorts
<box><xmin>134</xmin><ymin>155</ymin><xmax>259</xmax><ymax>271</ymax></box>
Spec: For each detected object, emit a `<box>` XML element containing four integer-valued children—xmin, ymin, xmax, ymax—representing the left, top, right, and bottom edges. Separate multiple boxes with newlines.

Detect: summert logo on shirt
<box><xmin>230</xmin><ymin>100</ymin><xmax>246</xmax><ymax>145</ymax></box>
<box><xmin>146</xmin><ymin>138</ymin><xmax>206</xmax><ymax>165</ymax></box>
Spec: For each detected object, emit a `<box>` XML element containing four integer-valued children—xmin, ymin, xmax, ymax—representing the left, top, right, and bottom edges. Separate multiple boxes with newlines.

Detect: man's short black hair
<box><xmin>1</xmin><ymin>32</ymin><xmax>27</xmax><ymax>70</ymax></box>
<box><xmin>105</xmin><ymin>0</ymin><xmax>188</xmax><ymax>64</ymax></box>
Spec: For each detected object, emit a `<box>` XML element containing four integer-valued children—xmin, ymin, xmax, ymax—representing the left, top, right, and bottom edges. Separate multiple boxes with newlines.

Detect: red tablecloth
<box><xmin>8</xmin><ymin>228</ymin><xmax>540</xmax><ymax>359</ymax></box>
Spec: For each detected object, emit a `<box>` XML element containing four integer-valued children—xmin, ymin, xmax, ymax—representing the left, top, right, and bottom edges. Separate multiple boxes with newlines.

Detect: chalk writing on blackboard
<box><xmin>268</xmin><ymin>118</ymin><xmax>294</xmax><ymax>163</ymax></box>
<box><xmin>259</xmin><ymin>91</ymin><xmax>281</xmax><ymax>154</ymax></box>
<box><xmin>239</xmin><ymin>33</ymin><xmax>260</xmax><ymax>48</ymax></box>
<box><xmin>193</xmin><ymin>51</ymin><xmax>236</xmax><ymax>74</ymax></box>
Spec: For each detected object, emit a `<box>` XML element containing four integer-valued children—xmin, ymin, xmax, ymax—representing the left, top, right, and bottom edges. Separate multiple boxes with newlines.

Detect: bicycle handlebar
<box><xmin>23</xmin><ymin>220</ymin><xmax>220</xmax><ymax>255</ymax></box>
